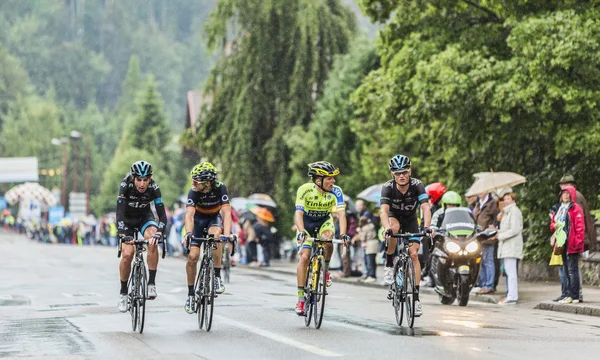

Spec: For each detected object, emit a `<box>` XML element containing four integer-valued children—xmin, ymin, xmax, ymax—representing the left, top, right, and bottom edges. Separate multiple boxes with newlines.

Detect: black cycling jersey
<box><xmin>380</xmin><ymin>178</ymin><xmax>428</xmax><ymax>219</ymax></box>
<box><xmin>116</xmin><ymin>174</ymin><xmax>167</xmax><ymax>236</ymax></box>
<box><xmin>186</xmin><ymin>181</ymin><xmax>230</xmax><ymax>219</ymax></box>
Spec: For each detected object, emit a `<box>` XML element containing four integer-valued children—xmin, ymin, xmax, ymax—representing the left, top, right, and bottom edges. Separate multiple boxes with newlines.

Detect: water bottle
<box><xmin>396</xmin><ymin>270</ymin><xmax>403</xmax><ymax>287</ymax></box>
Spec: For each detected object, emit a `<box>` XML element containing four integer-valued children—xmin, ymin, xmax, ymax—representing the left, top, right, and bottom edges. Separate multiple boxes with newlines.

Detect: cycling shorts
<box><xmin>388</xmin><ymin>213</ymin><xmax>421</xmax><ymax>243</ymax></box>
<box><xmin>191</xmin><ymin>214</ymin><xmax>223</xmax><ymax>248</ymax></box>
<box><xmin>297</xmin><ymin>215</ymin><xmax>335</xmax><ymax>251</ymax></box>
<box><xmin>121</xmin><ymin>211</ymin><xmax>158</xmax><ymax>237</ymax></box>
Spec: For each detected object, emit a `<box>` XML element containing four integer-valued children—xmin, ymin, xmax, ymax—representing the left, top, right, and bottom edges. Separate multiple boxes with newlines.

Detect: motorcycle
<box><xmin>429</xmin><ymin>207</ymin><xmax>497</xmax><ymax>306</ymax></box>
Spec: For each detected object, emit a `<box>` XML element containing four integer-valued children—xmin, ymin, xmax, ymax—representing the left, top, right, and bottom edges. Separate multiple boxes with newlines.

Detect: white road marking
<box><xmin>217</xmin><ymin>315</ymin><xmax>343</xmax><ymax>357</ymax></box>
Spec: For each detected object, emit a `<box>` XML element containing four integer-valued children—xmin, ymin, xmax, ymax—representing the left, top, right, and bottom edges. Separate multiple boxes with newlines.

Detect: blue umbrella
<box><xmin>356</xmin><ymin>183</ymin><xmax>385</xmax><ymax>204</ymax></box>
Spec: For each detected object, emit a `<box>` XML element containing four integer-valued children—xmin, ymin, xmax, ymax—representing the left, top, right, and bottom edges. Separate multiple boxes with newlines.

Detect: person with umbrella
<box><xmin>380</xmin><ymin>154</ymin><xmax>432</xmax><ymax>317</ymax></box>
<box><xmin>294</xmin><ymin>161</ymin><xmax>351</xmax><ymax>316</ymax></box>
<box><xmin>250</xmin><ymin>206</ymin><xmax>276</xmax><ymax>267</ymax></box>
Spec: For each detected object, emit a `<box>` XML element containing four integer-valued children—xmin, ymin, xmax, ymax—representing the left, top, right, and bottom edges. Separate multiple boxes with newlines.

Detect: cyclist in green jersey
<box><xmin>294</xmin><ymin>161</ymin><xmax>351</xmax><ymax>315</ymax></box>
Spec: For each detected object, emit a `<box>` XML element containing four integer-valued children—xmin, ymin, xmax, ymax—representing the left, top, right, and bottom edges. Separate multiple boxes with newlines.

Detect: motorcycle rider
<box><xmin>431</xmin><ymin>191</ymin><xmax>462</xmax><ymax>230</ymax></box>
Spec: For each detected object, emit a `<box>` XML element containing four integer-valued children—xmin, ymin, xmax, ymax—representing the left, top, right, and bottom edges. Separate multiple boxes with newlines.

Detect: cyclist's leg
<box><xmin>208</xmin><ymin>215</ymin><xmax>224</xmax><ymax>268</ymax></box>
<box><xmin>296</xmin><ymin>223</ymin><xmax>316</xmax><ymax>302</ymax></box>
<box><xmin>186</xmin><ymin>218</ymin><xmax>209</xmax><ymax>294</ymax></box>
<box><xmin>119</xmin><ymin>218</ymin><xmax>138</xmax><ymax>294</ymax></box>
<box><xmin>385</xmin><ymin>216</ymin><xmax>401</xmax><ymax>262</ymax></box>
<box><xmin>142</xmin><ymin>221</ymin><xmax>159</xmax><ymax>272</ymax></box>
<box><xmin>318</xmin><ymin>216</ymin><xmax>335</xmax><ymax>264</ymax></box>
<box><xmin>402</xmin><ymin>217</ymin><xmax>422</xmax><ymax>299</ymax></box>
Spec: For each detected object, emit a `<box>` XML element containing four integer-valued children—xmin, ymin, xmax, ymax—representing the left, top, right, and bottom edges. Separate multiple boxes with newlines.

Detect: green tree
<box><xmin>91</xmin><ymin>147</ymin><xmax>179</xmax><ymax>215</ymax></box>
<box><xmin>350</xmin><ymin>2</ymin><xmax>600</xmax><ymax>259</ymax></box>
<box><xmin>0</xmin><ymin>43</ymin><xmax>30</xmax><ymax>120</ymax></box>
<box><xmin>288</xmin><ymin>37</ymin><xmax>378</xmax><ymax>197</ymax></box>
<box><xmin>122</xmin><ymin>77</ymin><xmax>171</xmax><ymax>154</ymax></box>
<box><xmin>193</xmin><ymin>0</ymin><xmax>356</xmax><ymax>230</ymax></box>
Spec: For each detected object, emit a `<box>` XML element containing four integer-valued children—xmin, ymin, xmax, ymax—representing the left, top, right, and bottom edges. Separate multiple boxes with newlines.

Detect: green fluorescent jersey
<box><xmin>295</xmin><ymin>183</ymin><xmax>346</xmax><ymax>221</ymax></box>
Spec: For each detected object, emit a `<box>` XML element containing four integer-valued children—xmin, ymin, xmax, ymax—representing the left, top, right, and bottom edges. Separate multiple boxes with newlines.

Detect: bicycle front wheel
<box><xmin>137</xmin><ymin>263</ymin><xmax>147</xmax><ymax>334</ymax></box>
<box><xmin>304</xmin><ymin>261</ymin><xmax>314</xmax><ymax>327</ymax></box>
<box><xmin>204</xmin><ymin>259</ymin><xmax>215</xmax><ymax>332</ymax></box>
<box><xmin>404</xmin><ymin>259</ymin><xmax>416</xmax><ymax>328</ymax></box>
<box><xmin>393</xmin><ymin>259</ymin><xmax>404</xmax><ymax>326</ymax></box>
<box><xmin>196</xmin><ymin>265</ymin><xmax>205</xmax><ymax>330</ymax></box>
<box><xmin>129</xmin><ymin>269</ymin><xmax>138</xmax><ymax>332</ymax></box>
<box><xmin>313</xmin><ymin>258</ymin><xmax>327</xmax><ymax>329</ymax></box>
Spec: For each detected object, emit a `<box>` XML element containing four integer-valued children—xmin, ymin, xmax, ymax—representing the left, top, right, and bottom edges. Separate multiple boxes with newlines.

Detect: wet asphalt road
<box><xmin>2</xmin><ymin>232</ymin><xmax>600</xmax><ymax>360</ymax></box>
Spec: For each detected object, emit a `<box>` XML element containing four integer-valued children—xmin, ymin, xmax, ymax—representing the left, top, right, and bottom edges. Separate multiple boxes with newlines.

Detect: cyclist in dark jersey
<box><xmin>116</xmin><ymin>160</ymin><xmax>167</xmax><ymax>312</ymax></box>
<box><xmin>380</xmin><ymin>154</ymin><xmax>432</xmax><ymax>317</ymax></box>
<box><xmin>182</xmin><ymin>162</ymin><xmax>233</xmax><ymax>314</ymax></box>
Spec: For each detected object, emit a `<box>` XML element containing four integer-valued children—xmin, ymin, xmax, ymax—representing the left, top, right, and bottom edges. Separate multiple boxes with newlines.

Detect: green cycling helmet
<box><xmin>441</xmin><ymin>191</ymin><xmax>461</xmax><ymax>207</ymax></box>
<box><xmin>190</xmin><ymin>162</ymin><xmax>217</xmax><ymax>181</ymax></box>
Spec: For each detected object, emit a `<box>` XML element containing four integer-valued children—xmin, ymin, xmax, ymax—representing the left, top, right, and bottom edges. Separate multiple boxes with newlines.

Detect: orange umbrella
<box><xmin>250</xmin><ymin>206</ymin><xmax>275</xmax><ymax>222</ymax></box>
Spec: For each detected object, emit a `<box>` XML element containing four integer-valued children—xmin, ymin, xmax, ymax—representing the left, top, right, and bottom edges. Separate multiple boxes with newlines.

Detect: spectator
<box><xmin>356</xmin><ymin>216</ymin><xmax>378</xmax><ymax>283</ymax></box>
<box><xmin>556</xmin><ymin>175</ymin><xmax>597</xmax><ymax>252</ymax></box>
<box><xmin>474</xmin><ymin>192</ymin><xmax>499</xmax><ymax>294</ymax></box>
<box><xmin>355</xmin><ymin>199</ymin><xmax>372</xmax><ymax>220</ymax></box>
<box><xmin>496</xmin><ymin>189</ymin><xmax>523</xmax><ymax>305</ymax></box>
<box><xmin>551</xmin><ymin>174</ymin><xmax>595</xmax><ymax>302</ymax></box>
<box><xmin>252</xmin><ymin>207</ymin><xmax>276</xmax><ymax>267</ymax></box>
<box><xmin>551</xmin><ymin>186</ymin><xmax>585</xmax><ymax>304</ymax></box>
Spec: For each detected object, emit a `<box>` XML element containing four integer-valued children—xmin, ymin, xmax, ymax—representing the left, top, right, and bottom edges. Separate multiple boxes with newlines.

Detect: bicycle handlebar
<box><xmin>388</xmin><ymin>232</ymin><xmax>428</xmax><ymax>239</ymax></box>
<box><xmin>121</xmin><ymin>238</ymin><xmax>165</xmax><ymax>245</ymax></box>
<box><xmin>186</xmin><ymin>234</ymin><xmax>238</xmax><ymax>256</ymax></box>
<box><xmin>305</xmin><ymin>237</ymin><xmax>348</xmax><ymax>244</ymax></box>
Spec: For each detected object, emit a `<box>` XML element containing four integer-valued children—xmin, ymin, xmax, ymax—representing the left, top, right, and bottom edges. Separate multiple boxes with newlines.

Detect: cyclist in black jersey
<box><xmin>116</xmin><ymin>160</ymin><xmax>167</xmax><ymax>312</ymax></box>
<box><xmin>182</xmin><ymin>162</ymin><xmax>233</xmax><ymax>314</ymax></box>
<box><xmin>380</xmin><ymin>154</ymin><xmax>432</xmax><ymax>317</ymax></box>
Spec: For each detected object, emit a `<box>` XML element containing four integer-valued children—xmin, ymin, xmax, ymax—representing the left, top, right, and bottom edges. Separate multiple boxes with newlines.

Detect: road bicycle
<box><xmin>386</xmin><ymin>231</ymin><xmax>428</xmax><ymax>329</ymax></box>
<box><xmin>117</xmin><ymin>229</ymin><xmax>165</xmax><ymax>334</ymax></box>
<box><xmin>188</xmin><ymin>234</ymin><xmax>236</xmax><ymax>332</ymax></box>
<box><xmin>302</xmin><ymin>237</ymin><xmax>348</xmax><ymax>329</ymax></box>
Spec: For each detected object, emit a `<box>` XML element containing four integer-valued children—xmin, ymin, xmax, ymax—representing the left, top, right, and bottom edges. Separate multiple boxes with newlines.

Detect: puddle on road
<box><xmin>0</xmin><ymin>317</ymin><xmax>94</xmax><ymax>357</ymax></box>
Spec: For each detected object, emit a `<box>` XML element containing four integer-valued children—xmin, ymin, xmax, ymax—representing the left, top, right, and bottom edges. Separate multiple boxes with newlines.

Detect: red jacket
<box><xmin>550</xmin><ymin>186</ymin><xmax>585</xmax><ymax>254</ymax></box>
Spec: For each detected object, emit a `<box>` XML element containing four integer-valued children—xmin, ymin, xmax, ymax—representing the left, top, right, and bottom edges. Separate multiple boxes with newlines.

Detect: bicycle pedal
<box><xmin>387</xmin><ymin>291</ymin><xmax>394</xmax><ymax>300</ymax></box>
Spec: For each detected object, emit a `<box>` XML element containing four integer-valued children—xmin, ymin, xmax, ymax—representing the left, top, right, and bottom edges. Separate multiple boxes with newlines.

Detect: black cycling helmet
<box><xmin>388</xmin><ymin>154</ymin><xmax>411</xmax><ymax>171</ymax></box>
<box><xmin>130</xmin><ymin>160</ymin><xmax>153</xmax><ymax>178</ymax></box>
<box><xmin>307</xmin><ymin>161</ymin><xmax>340</xmax><ymax>178</ymax></box>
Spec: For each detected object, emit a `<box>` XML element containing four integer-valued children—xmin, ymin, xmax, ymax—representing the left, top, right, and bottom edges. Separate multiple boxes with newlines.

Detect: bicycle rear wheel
<box><xmin>129</xmin><ymin>269</ymin><xmax>138</xmax><ymax>332</ymax></box>
<box><xmin>304</xmin><ymin>261</ymin><xmax>314</xmax><ymax>327</ymax></box>
<box><xmin>196</xmin><ymin>265</ymin><xmax>205</xmax><ymax>330</ymax></box>
<box><xmin>137</xmin><ymin>264</ymin><xmax>147</xmax><ymax>334</ymax></box>
<box><xmin>204</xmin><ymin>259</ymin><xmax>215</xmax><ymax>332</ymax></box>
<box><xmin>313</xmin><ymin>258</ymin><xmax>327</xmax><ymax>329</ymax></box>
<box><xmin>393</xmin><ymin>259</ymin><xmax>404</xmax><ymax>326</ymax></box>
<box><xmin>404</xmin><ymin>259</ymin><xmax>416</xmax><ymax>328</ymax></box>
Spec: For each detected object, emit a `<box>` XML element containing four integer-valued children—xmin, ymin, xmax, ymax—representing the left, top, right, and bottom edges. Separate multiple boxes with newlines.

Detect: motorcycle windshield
<box><xmin>440</xmin><ymin>208</ymin><xmax>476</xmax><ymax>236</ymax></box>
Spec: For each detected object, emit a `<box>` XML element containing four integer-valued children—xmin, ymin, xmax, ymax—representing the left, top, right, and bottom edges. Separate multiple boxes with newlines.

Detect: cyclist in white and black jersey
<box><xmin>116</xmin><ymin>160</ymin><xmax>167</xmax><ymax>312</ymax></box>
<box><xmin>379</xmin><ymin>154</ymin><xmax>432</xmax><ymax>317</ymax></box>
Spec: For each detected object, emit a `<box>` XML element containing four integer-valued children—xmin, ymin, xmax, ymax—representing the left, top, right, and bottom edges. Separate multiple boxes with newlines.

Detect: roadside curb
<box><xmin>241</xmin><ymin>265</ymin><xmax>499</xmax><ymax>304</ymax></box>
<box><xmin>534</xmin><ymin>301</ymin><xmax>600</xmax><ymax>317</ymax></box>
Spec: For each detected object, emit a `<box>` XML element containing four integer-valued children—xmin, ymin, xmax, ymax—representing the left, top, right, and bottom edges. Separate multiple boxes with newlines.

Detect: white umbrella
<box><xmin>4</xmin><ymin>182</ymin><xmax>58</xmax><ymax>206</ymax></box>
<box><xmin>356</xmin><ymin>183</ymin><xmax>385</xmax><ymax>204</ymax></box>
<box><xmin>465</xmin><ymin>172</ymin><xmax>527</xmax><ymax>197</ymax></box>
<box><xmin>230</xmin><ymin>197</ymin><xmax>249</xmax><ymax>212</ymax></box>
<box><xmin>247</xmin><ymin>193</ymin><xmax>277</xmax><ymax>208</ymax></box>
